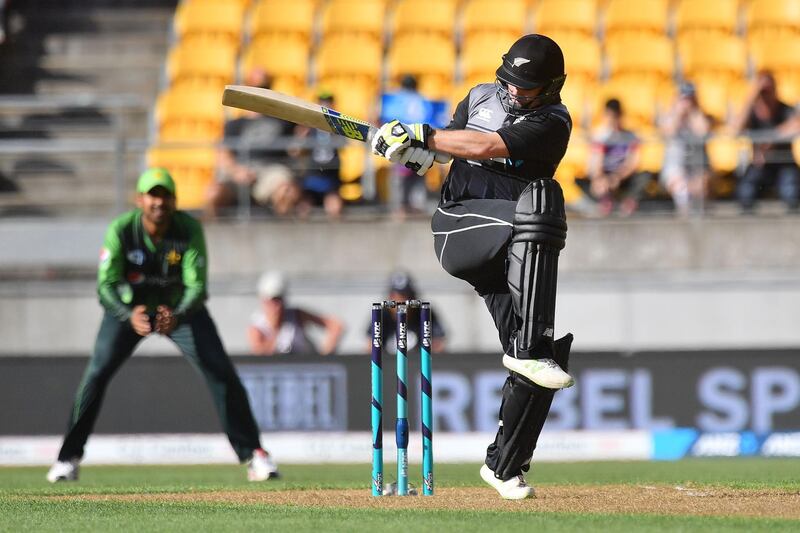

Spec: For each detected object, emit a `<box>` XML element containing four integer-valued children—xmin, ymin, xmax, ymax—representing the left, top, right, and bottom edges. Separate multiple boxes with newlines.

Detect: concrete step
<box><xmin>17</xmin><ymin>8</ymin><xmax>176</xmax><ymax>35</ymax></box>
<box><xmin>32</xmin><ymin>70</ymin><xmax>162</xmax><ymax>100</ymax></box>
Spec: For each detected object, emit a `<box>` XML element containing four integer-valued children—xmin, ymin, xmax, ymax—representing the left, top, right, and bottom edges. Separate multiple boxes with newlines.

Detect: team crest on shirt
<box><xmin>126</xmin><ymin>249</ymin><xmax>145</xmax><ymax>265</ymax></box>
<box><xmin>476</xmin><ymin>108</ymin><xmax>493</xmax><ymax>122</ymax></box>
<box><xmin>166</xmin><ymin>249</ymin><xmax>182</xmax><ymax>265</ymax></box>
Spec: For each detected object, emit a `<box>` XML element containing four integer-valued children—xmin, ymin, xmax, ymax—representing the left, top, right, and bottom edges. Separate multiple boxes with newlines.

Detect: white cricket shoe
<box><xmin>247</xmin><ymin>449</ymin><xmax>280</xmax><ymax>481</ymax></box>
<box><xmin>480</xmin><ymin>464</ymin><xmax>534</xmax><ymax>500</ymax></box>
<box><xmin>502</xmin><ymin>355</ymin><xmax>574</xmax><ymax>389</ymax></box>
<box><xmin>46</xmin><ymin>459</ymin><xmax>80</xmax><ymax>483</ymax></box>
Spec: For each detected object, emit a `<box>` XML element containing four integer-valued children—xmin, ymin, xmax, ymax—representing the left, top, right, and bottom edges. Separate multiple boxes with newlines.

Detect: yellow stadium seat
<box><xmin>749</xmin><ymin>36</ymin><xmax>800</xmax><ymax>79</ymax></box>
<box><xmin>339</xmin><ymin>142</ymin><xmax>367</xmax><ymax>184</ymax></box>
<box><xmin>637</xmin><ymin>137</ymin><xmax>664</xmax><ymax>173</ymax></box>
<box><xmin>604</xmin><ymin>0</ymin><xmax>669</xmax><ymax>38</ymax></box>
<box><xmin>605</xmin><ymin>34</ymin><xmax>674</xmax><ymax>84</ymax></box>
<box><xmin>321</xmin><ymin>0</ymin><xmax>388</xmax><ymax>45</ymax></box>
<box><xmin>560</xmin><ymin>79</ymin><xmax>595</xmax><ymax>130</ymax></box>
<box><xmin>690</xmin><ymin>75</ymin><xmax>748</xmax><ymax>123</ymax></box>
<box><xmin>747</xmin><ymin>0</ymin><xmax>800</xmax><ymax>37</ymax></box>
<box><xmin>146</xmin><ymin>146</ymin><xmax>218</xmax><ymax>210</ymax></box>
<box><xmin>462</xmin><ymin>0</ymin><xmax>528</xmax><ymax>40</ymax></box>
<box><xmin>548</xmin><ymin>32</ymin><xmax>601</xmax><ymax>83</ymax></box>
<box><xmin>387</xmin><ymin>34</ymin><xmax>455</xmax><ymax>99</ymax></box>
<box><xmin>593</xmin><ymin>79</ymin><xmax>673</xmax><ymax>130</ymax></box>
<box><xmin>555</xmin><ymin>132</ymin><xmax>590</xmax><ymax>204</ymax></box>
<box><xmin>242</xmin><ymin>36</ymin><xmax>310</xmax><ymax>87</ymax></box>
<box><xmin>249</xmin><ymin>0</ymin><xmax>316</xmax><ymax>43</ymax></box>
<box><xmin>316</xmin><ymin>35</ymin><xmax>383</xmax><ymax>94</ymax></box>
<box><xmin>392</xmin><ymin>0</ymin><xmax>457</xmax><ymax>40</ymax></box>
<box><xmin>315</xmin><ymin>80</ymin><xmax>378</xmax><ymax>122</ymax></box>
<box><xmin>678</xmin><ymin>34</ymin><xmax>747</xmax><ymax>83</ymax></box>
<box><xmin>460</xmin><ymin>33</ymin><xmax>517</xmax><ymax>87</ymax></box>
<box><xmin>174</xmin><ymin>0</ymin><xmax>245</xmax><ymax>47</ymax></box>
<box><xmin>534</xmin><ymin>0</ymin><xmax>599</xmax><ymax>38</ymax></box>
<box><xmin>706</xmin><ymin>136</ymin><xmax>751</xmax><ymax>174</ymax></box>
<box><xmin>166</xmin><ymin>40</ymin><xmax>237</xmax><ymax>90</ymax></box>
<box><xmin>674</xmin><ymin>0</ymin><xmax>740</xmax><ymax>38</ymax></box>
<box><xmin>156</xmin><ymin>88</ymin><xmax>225</xmax><ymax>144</ymax></box>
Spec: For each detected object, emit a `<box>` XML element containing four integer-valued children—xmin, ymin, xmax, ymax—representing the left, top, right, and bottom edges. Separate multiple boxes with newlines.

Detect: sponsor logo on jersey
<box><xmin>476</xmin><ymin>108</ymin><xmax>493</xmax><ymax>122</ymax></box>
<box><xmin>166</xmin><ymin>249</ymin><xmax>182</xmax><ymax>266</ymax></box>
<box><xmin>126</xmin><ymin>249</ymin><xmax>145</xmax><ymax>265</ymax></box>
<box><xmin>543</xmin><ymin>327</ymin><xmax>554</xmax><ymax>337</ymax></box>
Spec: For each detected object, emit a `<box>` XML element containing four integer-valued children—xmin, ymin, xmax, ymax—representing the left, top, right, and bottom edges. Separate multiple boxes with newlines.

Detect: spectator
<box><xmin>380</xmin><ymin>75</ymin><xmax>437</xmax><ymax>218</ymax></box>
<box><xmin>366</xmin><ymin>270</ymin><xmax>446</xmax><ymax>355</ymax></box>
<box><xmin>587</xmin><ymin>98</ymin><xmax>650</xmax><ymax>216</ymax></box>
<box><xmin>248</xmin><ymin>271</ymin><xmax>344</xmax><ymax>356</ymax></box>
<box><xmin>731</xmin><ymin>70</ymin><xmax>800</xmax><ymax>212</ymax></box>
<box><xmin>659</xmin><ymin>82</ymin><xmax>713</xmax><ymax>216</ymax></box>
<box><xmin>207</xmin><ymin>69</ymin><xmax>300</xmax><ymax>218</ymax></box>
<box><xmin>289</xmin><ymin>90</ymin><xmax>345</xmax><ymax>219</ymax></box>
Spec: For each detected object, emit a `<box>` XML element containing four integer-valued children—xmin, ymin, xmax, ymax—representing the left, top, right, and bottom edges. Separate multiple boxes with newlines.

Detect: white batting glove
<box><xmin>399</xmin><ymin>146</ymin><xmax>435</xmax><ymax>176</ymax></box>
<box><xmin>371</xmin><ymin>120</ymin><xmax>432</xmax><ymax>163</ymax></box>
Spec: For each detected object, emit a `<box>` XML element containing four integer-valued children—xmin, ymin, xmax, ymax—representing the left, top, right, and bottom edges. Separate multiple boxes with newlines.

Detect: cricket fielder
<box><xmin>372</xmin><ymin>34</ymin><xmax>574</xmax><ymax>499</ymax></box>
<box><xmin>46</xmin><ymin>168</ymin><xmax>278</xmax><ymax>482</ymax></box>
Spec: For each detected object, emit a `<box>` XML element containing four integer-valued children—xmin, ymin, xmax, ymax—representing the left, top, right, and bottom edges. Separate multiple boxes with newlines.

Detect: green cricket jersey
<box><xmin>97</xmin><ymin>209</ymin><xmax>208</xmax><ymax>321</ymax></box>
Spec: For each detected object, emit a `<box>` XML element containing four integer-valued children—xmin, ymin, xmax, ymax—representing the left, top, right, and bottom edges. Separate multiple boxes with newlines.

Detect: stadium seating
<box><xmin>155</xmin><ymin>87</ymin><xmax>225</xmax><ymax>144</ymax></box>
<box><xmin>173</xmin><ymin>0</ymin><xmax>246</xmax><ymax>48</ymax></box>
<box><xmin>391</xmin><ymin>0</ymin><xmax>457</xmax><ymax>40</ymax></box>
<box><xmin>462</xmin><ymin>0</ymin><xmax>528</xmax><ymax>41</ymax></box>
<box><xmin>674</xmin><ymin>0</ymin><xmax>740</xmax><ymax>38</ymax></box>
<box><xmin>533</xmin><ymin>0</ymin><xmax>599</xmax><ymax>38</ymax></box>
<box><xmin>338</xmin><ymin>143</ymin><xmax>367</xmax><ymax>201</ymax></box>
<box><xmin>242</xmin><ymin>35</ymin><xmax>311</xmax><ymax>94</ymax></box>
<box><xmin>320</xmin><ymin>0</ymin><xmax>388</xmax><ymax>45</ymax></box>
<box><xmin>689</xmin><ymin>76</ymin><xmax>749</xmax><ymax>123</ymax></box>
<box><xmin>603</xmin><ymin>0</ymin><xmax>669</xmax><ymax>39</ymax></box>
<box><xmin>560</xmin><ymin>78</ymin><xmax>594</xmax><ymax>130</ymax></box>
<box><xmin>678</xmin><ymin>34</ymin><xmax>747</xmax><ymax>84</ymax></box>
<box><xmin>166</xmin><ymin>40</ymin><xmax>237</xmax><ymax>91</ymax></box>
<box><xmin>551</xmin><ymin>32</ymin><xmax>602</xmax><ymax>84</ymax></box>
<box><xmin>316</xmin><ymin>34</ymin><xmax>383</xmax><ymax>95</ymax></box>
<box><xmin>746</xmin><ymin>0</ymin><xmax>800</xmax><ymax>38</ymax></box>
<box><xmin>387</xmin><ymin>34</ymin><xmax>456</xmax><ymax>99</ymax></box>
<box><xmin>146</xmin><ymin>146</ymin><xmax>218</xmax><ymax>210</ymax></box>
<box><xmin>460</xmin><ymin>32</ymin><xmax>517</xmax><ymax>88</ymax></box>
<box><xmin>592</xmin><ymin>79</ymin><xmax>673</xmax><ymax>131</ymax></box>
<box><xmin>605</xmin><ymin>34</ymin><xmax>674</xmax><ymax>85</ymax></box>
<box><xmin>248</xmin><ymin>0</ymin><xmax>316</xmax><ymax>44</ymax></box>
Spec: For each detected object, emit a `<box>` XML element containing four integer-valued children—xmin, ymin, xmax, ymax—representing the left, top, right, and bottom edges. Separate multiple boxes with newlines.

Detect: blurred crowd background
<box><xmin>2</xmin><ymin>0</ymin><xmax>800</xmax><ymax>218</ymax></box>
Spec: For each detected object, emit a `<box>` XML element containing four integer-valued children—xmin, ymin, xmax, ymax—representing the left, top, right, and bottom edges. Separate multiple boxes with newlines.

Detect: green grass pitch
<box><xmin>1</xmin><ymin>459</ymin><xmax>799</xmax><ymax>532</ymax></box>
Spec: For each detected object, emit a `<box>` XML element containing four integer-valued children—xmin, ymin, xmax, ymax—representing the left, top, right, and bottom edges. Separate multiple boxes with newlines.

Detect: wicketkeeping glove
<box><xmin>371</xmin><ymin>120</ymin><xmax>433</xmax><ymax>163</ymax></box>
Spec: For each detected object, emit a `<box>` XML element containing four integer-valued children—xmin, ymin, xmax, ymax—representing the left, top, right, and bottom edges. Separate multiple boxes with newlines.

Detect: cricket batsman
<box><xmin>46</xmin><ymin>168</ymin><xmax>278</xmax><ymax>483</ymax></box>
<box><xmin>372</xmin><ymin>34</ymin><xmax>574</xmax><ymax>499</ymax></box>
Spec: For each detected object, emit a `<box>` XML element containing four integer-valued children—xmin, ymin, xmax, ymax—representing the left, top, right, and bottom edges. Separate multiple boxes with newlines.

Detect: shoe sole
<box><xmin>479</xmin><ymin>465</ymin><xmax>533</xmax><ymax>500</ymax></box>
<box><xmin>502</xmin><ymin>355</ymin><xmax>574</xmax><ymax>389</ymax></box>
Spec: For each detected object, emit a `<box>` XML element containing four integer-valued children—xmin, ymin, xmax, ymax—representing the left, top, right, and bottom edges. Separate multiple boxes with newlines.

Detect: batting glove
<box><xmin>399</xmin><ymin>146</ymin><xmax>435</xmax><ymax>176</ymax></box>
<box><xmin>371</xmin><ymin>120</ymin><xmax>432</xmax><ymax>163</ymax></box>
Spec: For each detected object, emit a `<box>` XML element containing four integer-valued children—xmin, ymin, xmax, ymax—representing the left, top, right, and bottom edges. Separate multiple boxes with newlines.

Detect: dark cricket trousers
<box><xmin>57</xmin><ymin>307</ymin><xmax>262</xmax><ymax>462</ymax></box>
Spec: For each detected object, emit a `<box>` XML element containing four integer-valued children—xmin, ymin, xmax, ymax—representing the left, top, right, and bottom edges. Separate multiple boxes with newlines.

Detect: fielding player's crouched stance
<box><xmin>372</xmin><ymin>35</ymin><xmax>574</xmax><ymax>500</ymax></box>
<box><xmin>46</xmin><ymin>169</ymin><xmax>278</xmax><ymax>483</ymax></box>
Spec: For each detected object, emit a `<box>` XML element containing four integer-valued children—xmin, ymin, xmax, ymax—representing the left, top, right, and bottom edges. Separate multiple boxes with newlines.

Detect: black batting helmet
<box><xmin>495</xmin><ymin>34</ymin><xmax>566</xmax><ymax>112</ymax></box>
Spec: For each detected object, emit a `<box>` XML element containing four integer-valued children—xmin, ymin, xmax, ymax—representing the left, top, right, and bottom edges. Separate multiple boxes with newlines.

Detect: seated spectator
<box><xmin>587</xmin><ymin>98</ymin><xmax>651</xmax><ymax>216</ymax></box>
<box><xmin>207</xmin><ymin>68</ymin><xmax>300</xmax><ymax>218</ymax></box>
<box><xmin>248</xmin><ymin>271</ymin><xmax>344</xmax><ymax>356</ymax></box>
<box><xmin>731</xmin><ymin>70</ymin><xmax>800</xmax><ymax>212</ymax></box>
<box><xmin>289</xmin><ymin>91</ymin><xmax>345</xmax><ymax>219</ymax></box>
<box><xmin>365</xmin><ymin>270</ymin><xmax>446</xmax><ymax>355</ymax></box>
<box><xmin>659</xmin><ymin>82</ymin><xmax>713</xmax><ymax>216</ymax></box>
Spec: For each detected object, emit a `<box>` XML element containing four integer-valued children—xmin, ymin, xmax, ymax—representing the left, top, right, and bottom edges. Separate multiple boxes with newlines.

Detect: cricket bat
<box><xmin>222</xmin><ymin>85</ymin><xmax>449</xmax><ymax>161</ymax></box>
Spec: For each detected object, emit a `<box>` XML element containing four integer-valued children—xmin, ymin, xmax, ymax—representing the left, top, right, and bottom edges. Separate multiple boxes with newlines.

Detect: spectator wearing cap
<box><xmin>289</xmin><ymin>91</ymin><xmax>345</xmax><ymax>219</ymax></box>
<box><xmin>248</xmin><ymin>271</ymin><xmax>344</xmax><ymax>356</ymax></box>
<box><xmin>365</xmin><ymin>270</ymin><xmax>447</xmax><ymax>355</ymax></box>
<box><xmin>658</xmin><ymin>81</ymin><xmax>713</xmax><ymax>216</ymax></box>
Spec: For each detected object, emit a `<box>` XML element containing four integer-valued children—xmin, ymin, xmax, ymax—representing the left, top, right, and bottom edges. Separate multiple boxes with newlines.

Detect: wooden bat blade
<box><xmin>222</xmin><ymin>85</ymin><xmax>376</xmax><ymax>143</ymax></box>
